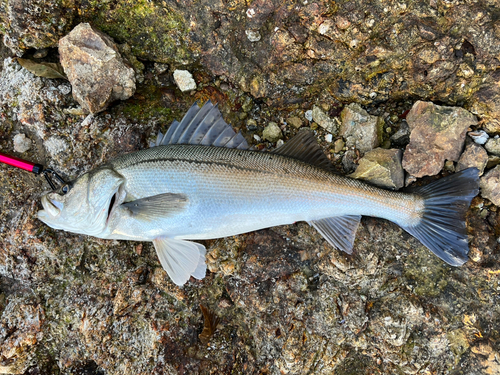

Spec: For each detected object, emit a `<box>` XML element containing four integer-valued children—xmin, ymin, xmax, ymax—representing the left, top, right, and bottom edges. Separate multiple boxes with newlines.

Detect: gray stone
<box><xmin>484</xmin><ymin>138</ymin><xmax>500</xmax><ymax>156</ymax></box>
<box><xmin>340</xmin><ymin>103</ymin><xmax>383</xmax><ymax>153</ymax></box>
<box><xmin>349</xmin><ymin>148</ymin><xmax>405</xmax><ymax>189</ymax></box>
<box><xmin>13</xmin><ymin>133</ymin><xmax>31</xmax><ymax>153</ymax></box>
<box><xmin>480</xmin><ymin>166</ymin><xmax>500</xmax><ymax>206</ymax></box>
<box><xmin>173</xmin><ymin>69</ymin><xmax>197</xmax><ymax>92</ymax></box>
<box><xmin>390</xmin><ymin>122</ymin><xmax>410</xmax><ymax>145</ymax></box>
<box><xmin>312</xmin><ymin>106</ymin><xmax>337</xmax><ymax>133</ymax></box>
<box><xmin>59</xmin><ymin>23</ymin><xmax>136</xmax><ymax>114</ymax></box>
<box><xmin>456</xmin><ymin>143</ymin><xmax>488</xmax><ymax>175</ymax></box>
<box><xmin>402</xmin><ymin>101</ymin><xmax>477</xmax><ymax>178</ymax></box>
<box><xmin>262</xmin><ymin>122</ymin><xmax>282</xmax><ymax>142</ymax></box>
<box><xmin>468</xmin><ymin>130</ymin><xmax>489</xmax><ymax>145</ymax></box>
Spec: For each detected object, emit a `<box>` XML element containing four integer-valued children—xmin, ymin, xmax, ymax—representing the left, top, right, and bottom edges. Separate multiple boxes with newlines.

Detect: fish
<box><xmin>38</xmin><ymin>101</ymin><xmax>480</xmax><ymax>286</ymax></box>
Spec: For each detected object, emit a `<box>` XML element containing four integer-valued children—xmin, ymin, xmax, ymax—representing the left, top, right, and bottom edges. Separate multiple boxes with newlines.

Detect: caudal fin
<box><xmin>402</xmin><ymin>168</ymin><xmax>479</xmax><ymax>266</ymax></box>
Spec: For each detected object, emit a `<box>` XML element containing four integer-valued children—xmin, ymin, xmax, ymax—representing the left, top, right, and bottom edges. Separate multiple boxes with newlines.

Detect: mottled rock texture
<box><xmin>0</xmin><ymin>1</ymin><xmax>500</xmax><ymax>374</ymax></box>
<box><xmin>456</xmin><ymin>142</ymin><xmax>488</xmax><ymax>175</ymax></box>
<box><xmin>402</xmin><ymin>101</ymin><xmax>477</xmax><ymax>178</ymax></box>
<box><xmin>59</xmin><ymin>23</ymin><xmax>136</xmax><ymax>114</ymax></box>
<box><xmin>480</xmin><ymin>165</ymin><xmax>500</xmax><ymax>206</ymax></box>
<box><xmin>340</xmin><ymin>103</ymin><xmax>382</xmax><ymax>153</ymax></box>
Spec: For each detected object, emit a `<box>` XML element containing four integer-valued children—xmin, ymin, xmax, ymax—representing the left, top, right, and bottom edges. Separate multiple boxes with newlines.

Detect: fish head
<box><xmin>38</xmin><ymin>167</ymin><xmax>124</xmax><ymax>237</ymax></box>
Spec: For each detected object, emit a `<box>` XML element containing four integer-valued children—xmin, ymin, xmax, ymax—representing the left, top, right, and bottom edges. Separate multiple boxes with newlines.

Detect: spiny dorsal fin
<box><xmin>150</xmin><ymin>101</ymin><xmax>248</xmax><ymax>149</ymax></box>
<box><xmin>273</xmin><ymin>130</ymin><xmax>334</xmax><ymax>171</ymax></box>
<box><xmin>308</xmin><ymin>215</ymin><xmax>361</xmax><ymax>254</ymax></box>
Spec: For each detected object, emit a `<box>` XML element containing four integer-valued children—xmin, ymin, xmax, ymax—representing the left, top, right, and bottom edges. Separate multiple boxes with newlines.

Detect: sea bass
<box><xmin>38</xmin><ymin>101</ymin><xmax>480</xmax><ymax>285</ymax></box>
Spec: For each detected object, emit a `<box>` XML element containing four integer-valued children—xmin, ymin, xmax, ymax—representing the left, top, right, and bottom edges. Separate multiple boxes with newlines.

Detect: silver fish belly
<box><xmin>38</xmin><ymin>101</ymin><xmax>480</xmax><ymax>286</ymax></box>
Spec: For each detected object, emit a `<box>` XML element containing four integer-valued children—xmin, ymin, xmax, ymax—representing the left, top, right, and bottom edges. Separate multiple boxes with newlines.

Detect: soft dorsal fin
<box><xmin>273</xmin><ymin>130</ymin><xmax>334</xmax><ymax>171</ymax></box>
<box><xmin>150</xmin><ymin>101</ymin><xmax>249</xmax><ymax>149</ymax></box>
<box><xmin>308</xmin><ymin>215</ymin><xmax>361</xmax><ymax>254</ymax></box>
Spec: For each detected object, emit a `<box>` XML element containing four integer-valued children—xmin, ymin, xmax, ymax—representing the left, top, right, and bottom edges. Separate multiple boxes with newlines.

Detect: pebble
<box><xmin>13</xmin><ymin>133</ymin><xmax>31</xmax><ymax>153</ymax></box>
<box><xmin>173</xmin><ymin>69</ymin><xmax>197</xmax><ymax>92</ymax></box>
<box><xmin>480</xmin><ymin>165</ymin><xmax>500</xmax><ymax>206</ymax></box>
<box><xmin>287</xmin><ymin>116</ymin><xmax>303</xmax><ymax>129</ymax></box>
<box><xmin>456</xmin><ymin>143</ymin><xmax>488</xmax><ymax>175</ymax></box>
<box><xmin>245</xmin><ymin>30</ymin><xmax>261</xmax><ymax>42</ymax></box>
<box><xmin>402</xmin><ymin>101</ymin><xmax>477</xmax><ymax>177</ymax></box>
<box><xmin>334</xmin><ymin>139</ymin><xmax>345</xmax><ymax>153</ymax></box>
<box><xmin>262</xmin><ymin>122</ymin><xmax>282</xmax><ymax>142</ymax></box>
<box><xmin>340</xmin><ymin>103</ymin><xmax>382</xmax><ymax>153</ymax></box>
<box><xmin>312</xmin><ymin>106</ymin><xmax>337</xmax><ymax>133</ymax></box>
<box><xmin>390</xmin><ymin>122</ymin><xmax>410</xmax><ymax>145</ymax></box>
<box><xmin>468</xmin><ymin>130</ymin><xmax>489</xmax><ymax>145</ymax></box>
<box><xmin>305</xmin><ymin>110</ymin><xmax>313</xmax><ymax>122</ymax></box>
<box><xmin>246</xmin><ymin>119</ymin><xmax>258</xmax><ymax>131</ymax></box>
<box><xmin>324</xmin><ymin>134</ymin><xmax>333</xmax><ymax>143</ymax></box>
<box><xmin>349</xmin><ymin>148</ymin><xmax>405</xmax><ymax>189</ymax></box>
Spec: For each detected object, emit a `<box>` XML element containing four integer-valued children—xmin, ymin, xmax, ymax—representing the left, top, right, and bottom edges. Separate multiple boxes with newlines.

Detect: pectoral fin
<box><xmin>122</xmin><ymin>193</ymin><xmax>188</xmax><ymax>220</ymax></box>
<box><xmin>153</xmin><ymin>237</ymin><xmax>207</xmax><ymax>286</ymax></box>
<box><xmin>308</xmin><ymin>215</ymin><xmax>361</xmax><ymax>254</ymax></box>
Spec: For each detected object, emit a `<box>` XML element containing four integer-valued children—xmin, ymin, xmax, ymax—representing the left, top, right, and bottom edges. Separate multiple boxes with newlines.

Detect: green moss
<box><xmin>81</xmin><ymin>0</ymin><xmax>193</xmax><ymax>64</ymax></box>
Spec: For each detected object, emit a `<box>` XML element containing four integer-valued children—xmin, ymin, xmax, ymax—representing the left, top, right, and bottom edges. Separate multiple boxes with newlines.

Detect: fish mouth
<box><xmin>40</xmin><ymin>195</ymin><xmax>62</xmax><ymax>217</ymax></box>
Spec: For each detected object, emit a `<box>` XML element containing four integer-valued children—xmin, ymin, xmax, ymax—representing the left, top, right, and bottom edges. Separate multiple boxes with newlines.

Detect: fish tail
<box><xmin>402</xmin><ymin>167</ymin><xmax>479</xmax><ymax>266</ymax></box>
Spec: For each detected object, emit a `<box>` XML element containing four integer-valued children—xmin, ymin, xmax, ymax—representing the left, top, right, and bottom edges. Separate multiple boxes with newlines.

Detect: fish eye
<box><xmin>60</xmin><ymin>183</ymin><xmax>71</xmax><ymax>195</ymax></box>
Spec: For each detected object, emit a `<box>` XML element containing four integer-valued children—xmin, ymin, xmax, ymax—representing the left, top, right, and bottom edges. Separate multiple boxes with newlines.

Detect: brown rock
<box><xmin>480</xmin><ymin>165</ymin><xmax>500</xmax><ymax>206</ymax></box>
<box><xmin>456</xmin><ymin>143</ymin><xmax>488</xmax><ymax>175</ymax></box>
<box><xmin>402</xmin><ymin>101</ymin><xmax>477</xmax><ymax>177</ymax></box>
<box><xmin>340</xmin><ymin>103</ymin><xmax>383</xmax><ymax>153</ymax></box>
<box><xmin>59</xmin><ymin>23</ymin><xmax>136</xmax><ymax>114</ymax></box>
<box><xmin>349</xmin><ymin>148</ymin><xmax>405</xmax><ymax>189</ymax></box>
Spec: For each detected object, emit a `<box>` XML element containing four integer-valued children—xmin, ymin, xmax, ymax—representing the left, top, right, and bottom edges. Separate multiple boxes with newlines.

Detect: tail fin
<box><xmin>402</xmin><ymin>168</ymin><xmax>479</xmax><ymax>266</ymax></box>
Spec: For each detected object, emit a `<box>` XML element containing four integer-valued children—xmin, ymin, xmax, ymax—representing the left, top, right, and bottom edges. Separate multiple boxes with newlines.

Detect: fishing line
<box><xmin>0</xmin><ymin>151</ymin><xmax>67</xmax><ymax>191</ymax></box>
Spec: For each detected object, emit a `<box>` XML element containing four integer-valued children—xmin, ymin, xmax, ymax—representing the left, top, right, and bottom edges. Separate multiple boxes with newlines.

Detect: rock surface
<box><xmin>0</xmin><ymin>2</ymin><xmax>499</xmax><ymax>375</ymax></box>
<box><xmin>340</xmin><ymin>103</ymin><xmax>382</xmax><ymax>153</ymax></box>
<box><xmin>480</xmin><ymin>165</ymin><xmax>500</xmax><ymax>206</ymax></box>
<box><xmin>485</xmin><ymin>137</ymin><xmax>500</xmax><ymax>156</ymax></box>
<box><xmin>59</xmin><ymin>23</ymin><xmax>136</xmax><ymax>114</ymax></box>
<box><xmin>456</xmin><ymin>142</ymin><xmax>488</xmax><ymax>175</ymax></box>
<box><xmin>349</xmin><ymin>148</ymin><xmax>405</xmax><ymax>189</ymax></box>
<box><xmin>402</xmin><ymin>101</ymin><xmax>477</xmax><ymax>178</ymax></box>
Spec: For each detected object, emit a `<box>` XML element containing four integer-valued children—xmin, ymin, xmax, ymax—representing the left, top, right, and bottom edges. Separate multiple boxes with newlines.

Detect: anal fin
<box><xmin>153</xmin><ymin>237</ymin><xmax>207</xmax><ymax>286</ymax></box>
<box><xmin>308</xmin><ymin>215</ymin><xmax>361</xmax><ymax>254</ymax></box>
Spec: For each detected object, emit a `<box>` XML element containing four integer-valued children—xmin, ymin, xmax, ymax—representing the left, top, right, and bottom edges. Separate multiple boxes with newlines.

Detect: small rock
<box><xmin>13</xmin><ymin>133</ymin><xmax>31</xmax><ymax>153</ymax></box>
<box><xmin>468</xmin><ymin>130</ymin><xmax>489</xmax><ymax>145</ymax></box>
<box><xmin>59</xmin><ymin>23</ymin><xmax>136</xmax><ymax>114</ymax></box>
<box><xmin>312</xmin><ymin>106</ymin><xmax>337</xmax><ymax>133</ymax></box>
<box><xmin>253</xmin><ymin>134</ymin><xmax>261</xmax><ymax>142</ymax></box>
<box><xmin>487</xmin><ymin>155</ymin><xmax>500</xmax><ymax>169</ymax></box>
<box><xmin>390</xmin><ymin>122</ymin><xmax>410</xmax><ymax>145</ymax></box>
<box><xmin>484</xmin><ymin>137</ymin><xmax>500</xmax><ymax>156</ymax></box>
<box><xmin>276</xmin><ymin>139</ymin><xmax>284</xmax><ymax>148</ymax></box>
<box><xmin>342</xmin><ymin>149</ymin><xmax>357</xmax><ymax>174</ymax></box>
<box><xmin>402</xmin><ymin>101</ymin><xmax>477</xmax><ymax>177</ymax></box>
<box><xmin>456</xmin><ymin>143</ymin><xmax>488</xmax><ymax>175</ymax></box>
<box><xmin>480</xmin><ymin>166</ymin><xmax>500</xmax><ymax>206</ymax></box>
<box><xmin>304</xmin><ymin>110</ymin><xmax>313</xmax><ymax>122</ymax></box>
<box><xmin>245</xmin><ymin>30</ymin><xmax>261</xmax><ymax>42</ymax></box>
<box><xmin>287</xmin><ymin>116</ymin><xmax>302</xmax><ymax>129</ymax></box>
<box><xmin>262</xmin><ymin>122</ymin><xmax>282</xmax><ymax>142</ymax></box>
<box><xmin>324</xmin><ymin>134</ymin><xmax>333</xmax><ymax>143</ymax></box>
<box><xmin>349</xmin><ymin>148</ymin><xmax>405</xmax><ymax>189</ymax></box>
<box><xmin>340</xmin><ymin>103</ymin><xmax>383</xmax><ymax>153</ymax></box>
<box><xmin>33</xmin><ymin>48</ymin><xmax>48</xmax><ymax>59</ymax></box>
<box><xmin>173</xmin><ymin>69</ymin><xmax>197</xmax><ymax>92</ymax></box>
<box><xmin>334</xmin><ymin>139</ymin><xmax>345</xmax><ymax>153</ymax></box>
<box><xmin>246</xmin><ymin>119</ymin><xmax>258</xmax><ymax>131</ymax></box>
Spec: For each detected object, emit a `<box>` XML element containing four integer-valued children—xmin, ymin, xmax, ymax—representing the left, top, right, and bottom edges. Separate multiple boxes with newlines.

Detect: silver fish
<box><xmin>38</xmin><ymin>102</ymin><xmax>479</xmax><ymax>285</ymax></box>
